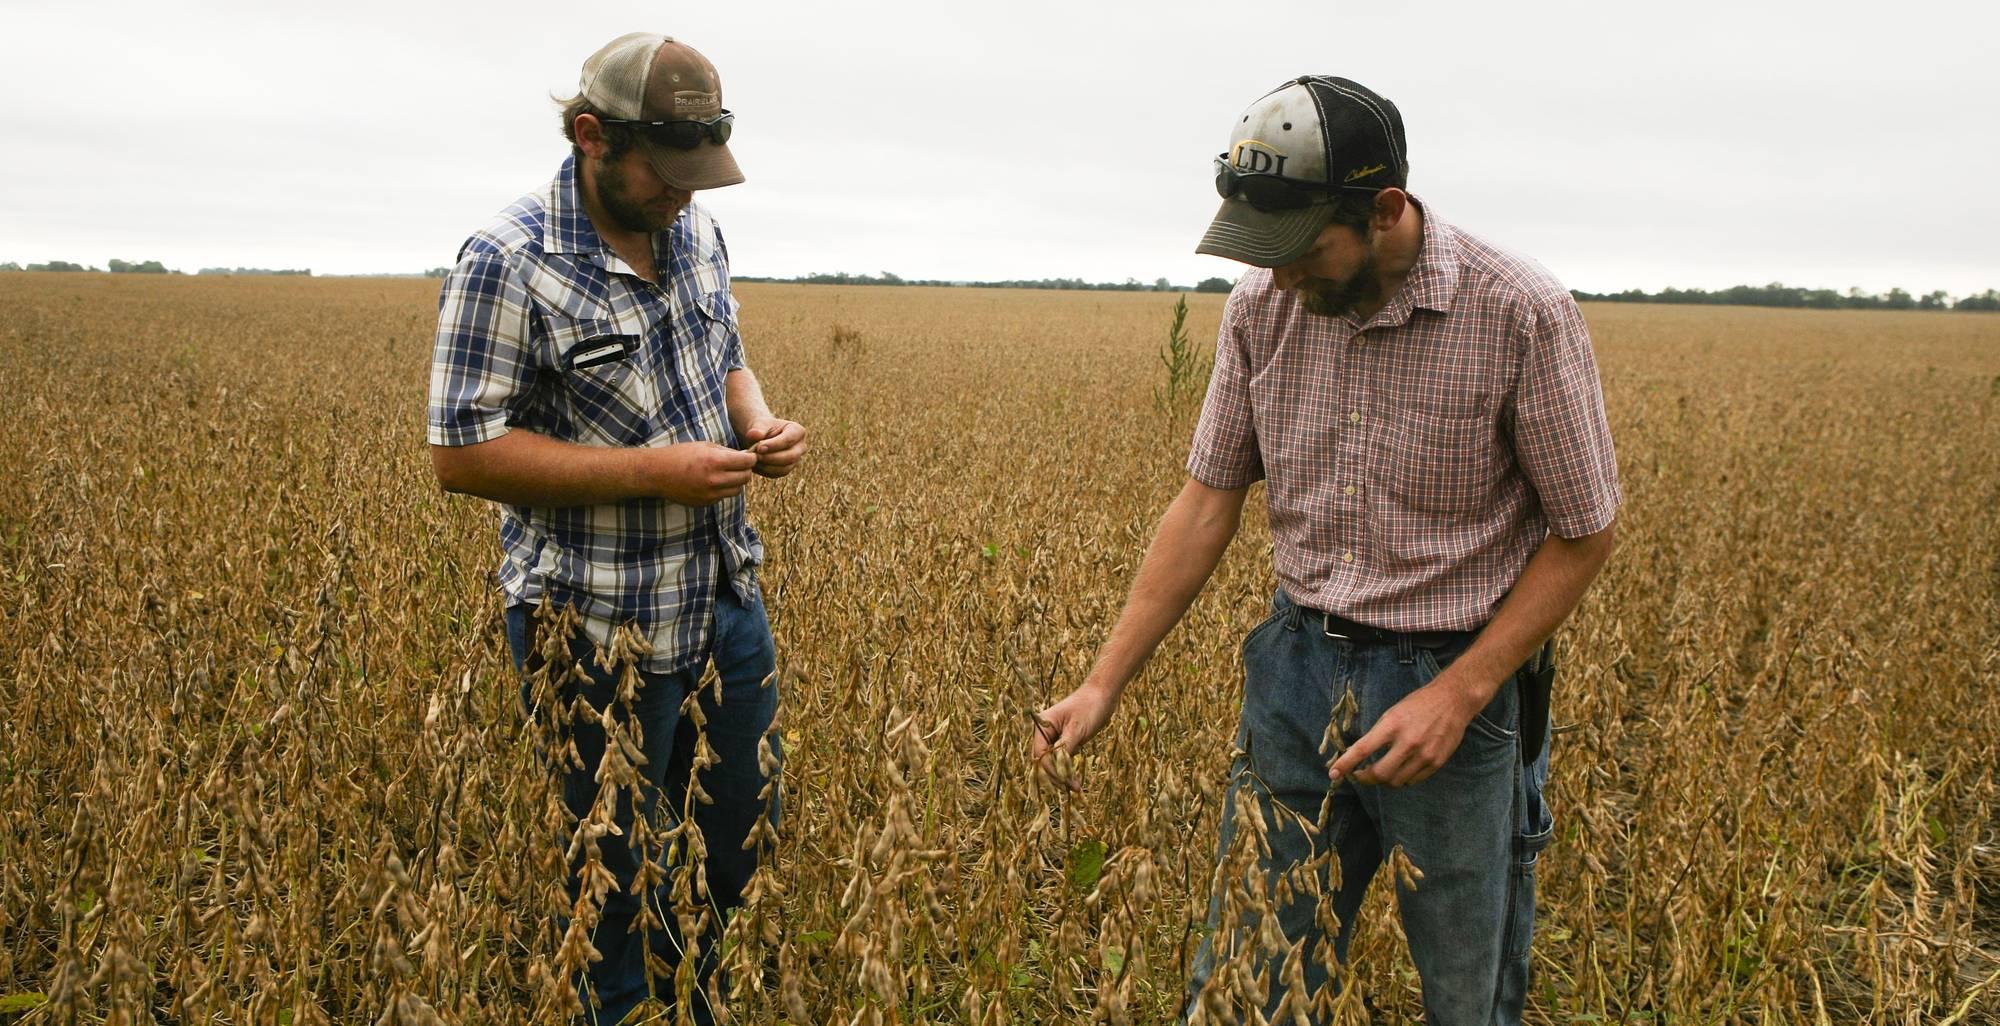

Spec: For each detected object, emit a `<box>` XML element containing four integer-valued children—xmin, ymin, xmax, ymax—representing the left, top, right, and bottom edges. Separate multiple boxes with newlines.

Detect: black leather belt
<box><xmin>1305</xmin><ymin>608</ymin><xmax>1476</xmax><ymax>650</ymax></box>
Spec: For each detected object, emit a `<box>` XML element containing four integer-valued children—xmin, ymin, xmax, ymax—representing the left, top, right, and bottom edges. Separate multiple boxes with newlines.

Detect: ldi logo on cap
<box><xmin>1230</xmin><ymin>140</ymin><xmax>1290</xmax><ymax>177</ymax></box>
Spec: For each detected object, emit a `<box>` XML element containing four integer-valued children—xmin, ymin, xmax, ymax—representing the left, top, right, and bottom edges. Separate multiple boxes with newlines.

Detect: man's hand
<box><xmin>1328</xmin><ymin>677</ymin><xmax>1484</xmax><ymax>789</ymax></box>
<box><xmin>741</xmin><ymin>417</ymin><xmax>808</xmax><ymax>478</ymax></box>
<box><xmin>1031</xmin><ymin>682</ymin><xmax>1120</xmax><ymax>791</ymax></box>
<box><xmin>1023</xmin><ymin>479</ymin><xmax>1248</xmax><ymax>793</ymax></box>
<box><xmin>1326</xmin><ymin>523</ymin><xmax>1615</xmax><ymax>789</ymax></box>
<box><xmin>645</xmin><ymin>442</ymin><xmax>759</xmax><ymax>506</ymax></box>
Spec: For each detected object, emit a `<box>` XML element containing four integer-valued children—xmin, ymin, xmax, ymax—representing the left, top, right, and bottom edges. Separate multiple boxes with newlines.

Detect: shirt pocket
<box><xmin>693</xmin><ymin>290</ymin><xmax>739</xmax><ymax>371</ymax></box>
<box><xmin>1378</xmin><ymin>402</ymin><xmax>1507</xmax><ymax>518</ymax></box>
<box><xmin>544</xmin><ymin>314</ymin><xmax>664</xmax><ymax>447</ymax></box>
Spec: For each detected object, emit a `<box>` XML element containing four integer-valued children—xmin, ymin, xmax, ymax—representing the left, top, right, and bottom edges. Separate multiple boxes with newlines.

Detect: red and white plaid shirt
<box><xmin>1188</xmin><ymin>200</ymin><xmax>1620</xmax><ymax>632</ymax></box>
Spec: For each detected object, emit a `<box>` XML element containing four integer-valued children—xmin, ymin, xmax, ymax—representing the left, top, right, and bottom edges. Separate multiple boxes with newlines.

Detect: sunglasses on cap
<box><xmin>601</xmin><ymin>111</ymin><xmax>734</xmax><ymax>150</ymax></box>
<box><xmin>1213</xmin><ymin>155</ymin><xmax>1382</xmax><ymax>213</ymax></box>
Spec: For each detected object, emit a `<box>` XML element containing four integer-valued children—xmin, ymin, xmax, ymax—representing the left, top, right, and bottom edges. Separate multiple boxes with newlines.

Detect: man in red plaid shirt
<box><xmin>1035</xmin><ymin>76</ymin><xmax>1619</xmax><ymax>1025</ymax></box>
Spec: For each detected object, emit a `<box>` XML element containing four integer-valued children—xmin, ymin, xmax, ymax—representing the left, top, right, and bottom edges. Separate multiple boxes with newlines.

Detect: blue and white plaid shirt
<box><xmin>428</xmin><ymin>156</ymin><xmax>762</xmax><ymax>674</ymax></box>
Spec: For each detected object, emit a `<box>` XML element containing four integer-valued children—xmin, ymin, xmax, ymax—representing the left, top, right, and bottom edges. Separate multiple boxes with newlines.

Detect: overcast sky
<box><xmin>4</xmin><ymin>0</ymin><xmax>1996</xmax><ymax>295</ymax></box>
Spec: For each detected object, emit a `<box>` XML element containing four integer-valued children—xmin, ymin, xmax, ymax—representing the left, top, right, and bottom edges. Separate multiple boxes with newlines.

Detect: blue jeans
<box><xmin>505</xmin><ymin>586</ymin><xmax>782</xmax><ymax>1026</ymax></box>
<box><xmin>1185</xmin><ymin>592</ymin><xmax>1552</xmax><ymax>1025</ymax></box>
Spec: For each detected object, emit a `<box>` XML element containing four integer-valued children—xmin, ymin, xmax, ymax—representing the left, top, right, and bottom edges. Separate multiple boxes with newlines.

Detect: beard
<box><xmin>595</xmin><ymin>156</ymin><xmax>683</xmax><ymax>234</ymax></box>
<box><xmin>1294</xmin><ymin>251</ymin><xmax>1382</xmax><ymax>317</ymax></box>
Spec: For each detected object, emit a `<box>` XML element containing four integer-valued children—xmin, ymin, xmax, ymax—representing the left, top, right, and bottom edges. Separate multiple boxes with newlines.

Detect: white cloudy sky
<box><xmin>4</xmin><ymin>0</ymin><xmax>1996</xmax><ymax>295</ymax></box>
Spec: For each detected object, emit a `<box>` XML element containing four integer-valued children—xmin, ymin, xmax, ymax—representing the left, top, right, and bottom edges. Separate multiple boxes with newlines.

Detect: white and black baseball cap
<box><xmin>1196</xmin><ymin>76</ymin><xmax>1407</xmax><ymax>267</ymax></box>
<box><xmin>579</xmin><ymin>33</ymin><xmax>745</xmax><ymax>190</ymax></box>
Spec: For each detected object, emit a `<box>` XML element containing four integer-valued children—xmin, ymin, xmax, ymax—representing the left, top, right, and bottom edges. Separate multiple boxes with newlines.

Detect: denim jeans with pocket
<box><xmin>505</xmin><ymin>585</ymin><xmax>782</xmax><ymax>1026</ymax></box>
<box><xmin>1185</xmin><ymin>591</ymin><xmax>1552</xmax><ymax>1025</ymax></box>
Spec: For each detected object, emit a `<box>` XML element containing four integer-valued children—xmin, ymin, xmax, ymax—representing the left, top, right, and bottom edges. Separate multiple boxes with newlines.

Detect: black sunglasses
<box><xmin>1213</xmin><ymin>155</ymin><xmax>1381</xmax><ymax>213</ymax></box>
<box><xmin>601</xmin><ymin>111</ymin><xmax>734</xmax><ymax>150</ymax></box>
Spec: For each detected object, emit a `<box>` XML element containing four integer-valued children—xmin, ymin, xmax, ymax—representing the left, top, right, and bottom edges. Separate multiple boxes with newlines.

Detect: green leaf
<box><xmin>1101</xmin><ymin>945</ymin><xmax>1125</xmax><ymax>975</ymax></box>
<box><xmin>1927</xmin><ymin>817</ymin><xmax>1947</xmax><ymax>847</ymax></box>
<box><xmin>0</xmin><ymin>994</ymin><xmax>48</xmax><ymax>1013</ymax></box>
<box><xmin>1009</xmin><ymin>960</ymin><xmax>1032</xmax><ymax>990</ymax></box>
<box><xmin>796</xmin><ymin>929</ymin><xmax>834</xmax><ymax>946</ymax></box>
<box><xmin>1725</xmin><ymin>937</ymin><xmax>1761</xmax><ymax>982</ymax></box>
<box><xmin>980</xmin><ymin>543</ymin><xmax>999</xmax><ymax>560</ymax></box>
<box><xmin>1066</xmin><ymin>839</ymin><xmax>1108</xmax><ymax>892</ymax></box>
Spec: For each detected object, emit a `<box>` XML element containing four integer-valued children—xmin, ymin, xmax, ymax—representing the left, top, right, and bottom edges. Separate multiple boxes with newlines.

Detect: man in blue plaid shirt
<box><xmin>426</xmin><ymin>32</ymin><xmax>804</xmax><ymax>1026</ymax></box>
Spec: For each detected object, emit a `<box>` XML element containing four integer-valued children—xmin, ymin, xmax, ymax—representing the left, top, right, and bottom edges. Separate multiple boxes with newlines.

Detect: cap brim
<box><xmin>644</xmin><ymin>141</ymin><xmax>745</xmax><ymax>191</ymax></box>
<box><xmin>1195</xmin><ymin>198</ymin><xmax>1332</xmax><ymax>267</ymax></box>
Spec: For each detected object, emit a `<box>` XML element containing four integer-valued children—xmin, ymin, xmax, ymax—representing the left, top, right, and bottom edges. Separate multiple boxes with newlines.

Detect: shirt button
<box><xmin>1342</xmin><ymin>551</ymin><xmax>1354</xmax><ymax>563</ymax></box>
<box><xmin>1348</xmin><ymin>411</ymin><xmax>1361</xmax><ymax>423</ymax></box>
<box><xmin>1344</xmin><ymin>484</ymin><xmax>1357</xmax><ymax>497</ymax></box>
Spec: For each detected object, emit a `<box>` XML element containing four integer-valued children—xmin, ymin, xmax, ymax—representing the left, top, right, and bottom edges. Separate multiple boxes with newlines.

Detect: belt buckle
<box><xmin>1320</xmin><ymin>613</ymin><xmax>1352</xmax><ymax>641</ymax></box>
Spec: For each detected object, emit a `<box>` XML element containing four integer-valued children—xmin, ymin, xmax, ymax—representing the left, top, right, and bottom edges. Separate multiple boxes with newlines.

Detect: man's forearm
<box><xmin>725</xmin><ymin>368</ymin><xmax>770</xmax><ymax>438</ymax></box>
<box><xmin>1084</xmin><ymin>480</ymin><xmax>1249</xmax><ymax>700</ymax></box>
<box><xmin>431</xmin><ymin>429</ymin><xmax>650</xmax><ymax>508</ymax></box>
<box><xmin>1438</xmin><ymin>523</ymin><xmax>1617</xmax><ymax>711</ymax></box>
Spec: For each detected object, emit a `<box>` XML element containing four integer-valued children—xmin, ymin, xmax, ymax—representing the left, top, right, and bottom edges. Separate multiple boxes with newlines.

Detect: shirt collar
<box><xmin>1398</xmin><ymin>195</ymin><xmax>1460</xmax><ymax>315</ymax></box>
<box><xmin>542</xmin><ymin>155</ymin><xmax>609</xmax><ymax>257</ymax></box>
<box><xmin>1362</xmin><ymin>194</ymin><xmax>1460</xmax><ymax>329</ymax></box>
<box><xmin>540</xmin><ymin>155</ymin><xmax>696</xmax><ymax>280</ymax></box>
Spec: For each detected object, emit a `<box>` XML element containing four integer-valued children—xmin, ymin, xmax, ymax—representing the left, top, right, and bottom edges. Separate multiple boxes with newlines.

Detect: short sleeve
<box><xmin>1186</xmin><ymin>290</ymin><xmax>1264</xmax><ymax>489</ymax></box>
<box><xmin>427</xmin><ymin>246</ymin><xmax>538</xmax><ymax>447</ymax></box>
<box><xmin>1511</xmin><ymin>293</ymin><xmax>1620</xmax><ymax>537</ymax></box>
<box><xmin>718</xmin><ymin>292</ymin><xmax>746</xmax><ymax>372</ymax></box>
<box><xmin>710</xmin><ymin>221</ymin><xmax>746</xmax><ymax>372</ymax></box>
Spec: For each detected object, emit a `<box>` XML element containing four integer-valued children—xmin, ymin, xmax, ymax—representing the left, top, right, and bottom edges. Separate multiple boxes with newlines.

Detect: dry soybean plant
<box><xmin>1</xmin><ymin>275</ymin><xmax>1996</xmax><ymax>1024</ymax></box>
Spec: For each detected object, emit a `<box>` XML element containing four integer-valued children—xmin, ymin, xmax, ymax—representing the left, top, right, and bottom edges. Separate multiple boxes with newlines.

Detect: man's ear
<box><xmin>1372</xmin><ymin>187</ymin><xmax>1410</xmax><ymax>233</ymax></box>
<box><xmin>573</xmin><ymin>113</ymin><xmax>610</xmax><ymax>160</ymax></box>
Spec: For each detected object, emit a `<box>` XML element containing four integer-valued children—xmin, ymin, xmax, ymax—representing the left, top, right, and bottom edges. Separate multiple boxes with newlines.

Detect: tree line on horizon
<box><xmin>6</xmin><ymin>261</ymin><xmax>1997</xmax><ymax>311</ymax></box>
<box><xmin>740</xmin><ymin>272</ymin><xmax>2000</xmax><ymax>309</ymax></box>
<box><xmin>732</xmin><ymin>270</ymin><xmax>1239</xmax><ymax>293</ymax></box>
<box><xmin>0</xmin><ymin>260</ymin><xmax>310</xmax><ymax>276</ymax></box>
<box><xmin>1570</xmin><ymin>282</ymin><xmax>2000</xmax><ymax>312</ymax></box>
